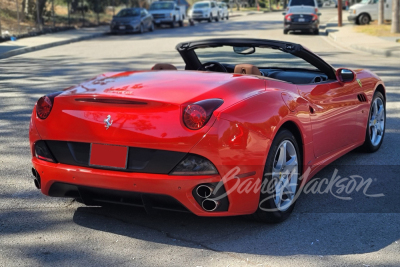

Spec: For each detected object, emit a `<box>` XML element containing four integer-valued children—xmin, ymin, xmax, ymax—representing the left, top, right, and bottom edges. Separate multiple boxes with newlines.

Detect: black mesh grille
<box><xmin>45</xmin><ymin>141</ymin><xmax>186</xmax><ymax>174</ymax></box>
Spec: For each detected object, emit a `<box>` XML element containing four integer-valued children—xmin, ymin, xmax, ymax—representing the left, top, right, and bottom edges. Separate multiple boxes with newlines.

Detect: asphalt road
<box><xmin>1</xmin><ymin>7</ymin><xmax>399</xmax><ymax>267</ymax></box>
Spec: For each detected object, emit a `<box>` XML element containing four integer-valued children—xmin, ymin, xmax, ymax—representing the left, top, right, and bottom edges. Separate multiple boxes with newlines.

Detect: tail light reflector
<box><xmin>36</xmin><ymin>92</ymin><xmax>62</xmax><ymax>120</ymax></box>
<box><xmin>285</xmin><ymin>13</ymin><xmax>293</xmax><ymax>21</ymax></box>
<box><xmin>34</xmin><ymin>141</ymin><xmax>56</xmax><ymax>163</ymax></box>
<box><xmin>183</xmin><ymin>99</ymin><xmax>223</xmax><ymax>130</ymax></box>
<box><xmin>312</xmin><ymin>14</ymin><xmax>318</xmax><ymax>21</ymax></box>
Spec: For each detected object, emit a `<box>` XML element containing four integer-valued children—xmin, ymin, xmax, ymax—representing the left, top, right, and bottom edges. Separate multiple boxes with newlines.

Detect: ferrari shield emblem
<box><xmin>104</xmin><ymin>115</ymin><xmax>113</xmax><ymax>130</ymax></box>
<box><xmin>357</xmin><ymin>79</ymin><xmax>362</xmax><ymax>87</ymax></box>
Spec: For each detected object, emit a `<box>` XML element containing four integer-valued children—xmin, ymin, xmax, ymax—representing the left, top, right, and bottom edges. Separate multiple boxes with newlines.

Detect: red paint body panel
<box><xmin>30</xmin><ymin>68</ymin><xmax>385</xmax><ymax>216</ymax></box>
<box><xmin>89</xmin><ymin>144</ymin><xmax>128</xmax><ymax>169</ymax></box>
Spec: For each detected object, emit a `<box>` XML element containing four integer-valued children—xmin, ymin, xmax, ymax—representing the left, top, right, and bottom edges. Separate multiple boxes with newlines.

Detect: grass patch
<box><xmin>353</xmin><ymin>21</ymin><xmax>400</xmax><ymax>37</ymax></box>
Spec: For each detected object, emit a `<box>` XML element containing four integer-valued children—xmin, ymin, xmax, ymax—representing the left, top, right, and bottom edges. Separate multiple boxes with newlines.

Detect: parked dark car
<box><xmin>283</xmin><ymin>6</ymin><xmax>320</xmax><ymax>35</ymax></box>
<box><xmin>110</xmin><ymin>8</ymin><xmax>154</xmax><ymax>34</ymax></box>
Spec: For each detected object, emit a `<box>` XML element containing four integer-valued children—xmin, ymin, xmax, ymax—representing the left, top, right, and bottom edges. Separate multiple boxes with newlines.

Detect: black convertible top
<box><xmin>176</xmin><ymin>38</ymin><xmax>336</xmax><ymax>80</ymax></box>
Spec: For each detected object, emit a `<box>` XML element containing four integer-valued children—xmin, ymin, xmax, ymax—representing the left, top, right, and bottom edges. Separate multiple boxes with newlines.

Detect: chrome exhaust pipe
<box><xmin>32</xmin><ymin>168</ymin><xmax>41</xmax><ymax>189</ymax></box>
<box><xmin>201</xmin><ymin>199</ymin><xmax>219</xmax><ymax>212</ymax></box>
<box><xmin>196</xmin><ymin>185</ymin><xmax>213</xmax><ymax>198</ymax></box>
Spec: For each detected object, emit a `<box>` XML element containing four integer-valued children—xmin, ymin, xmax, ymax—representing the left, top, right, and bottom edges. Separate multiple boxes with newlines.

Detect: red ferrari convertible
<box><xmin>29</xmin><ymin>39</ymin><xmax>386</xmax><ymax>223</ymax></box>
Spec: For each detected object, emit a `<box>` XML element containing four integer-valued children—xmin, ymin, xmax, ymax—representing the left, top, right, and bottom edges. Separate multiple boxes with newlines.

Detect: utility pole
<box><xmin>338</xmin><ymin>0</ymin><xmax>342</xmax><ymax>27</ymax></box>
<box><xmin>378</xmin><ymin>0</ymin><xmax>384</xmax><ymax>25</ymax></box>
<box><xmin>391</xmin><ymin>0</ymin><xmax>399</xmax><ymax>33</ymax></box>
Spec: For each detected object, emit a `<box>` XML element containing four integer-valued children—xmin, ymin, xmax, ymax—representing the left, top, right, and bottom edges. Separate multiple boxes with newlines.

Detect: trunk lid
<box><xmin>34</xmin><ymin>71</ymin><xmax>266</xmax><ymax>153</ymax></box>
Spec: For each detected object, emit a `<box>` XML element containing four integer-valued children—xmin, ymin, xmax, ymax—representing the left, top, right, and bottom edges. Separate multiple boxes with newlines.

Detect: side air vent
<box><xmin>357</xmin><ymin>94</ymin><xmax>367</xmax><ymax>102</ymax></box>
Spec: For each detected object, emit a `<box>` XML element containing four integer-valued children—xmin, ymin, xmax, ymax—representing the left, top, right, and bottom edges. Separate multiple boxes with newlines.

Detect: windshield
<box><xmin>150</xmin><ymin>2</ymin><xmax>174</xmax><ymax>10</ymax></box>
<box><xmin>289</xmin><ymin>0</ymin><xmax>315</xmax><ymax>6</ymax></box>
<box><xmin>194</xmin><ymin>45</ymin><xmax>318</xmax><ymax>71</ymax></box>
<box><xmin>360</xmin><ymin>0</ymin><xmax>371</xmax><ymax>3</ymax></box>
<box><xmin>115</xmin><ymin>8</ymin><xmax>140</xmax><ymax>17</ymax></box>
<box><xmin>193</xmin><ymin>2</ymin><xmax>210</xmax><ymax>8</ymax></box>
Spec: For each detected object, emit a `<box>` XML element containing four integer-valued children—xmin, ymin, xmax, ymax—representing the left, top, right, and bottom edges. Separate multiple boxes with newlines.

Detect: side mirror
<box><xmin>175</xmin><ymin>7</ymin><xmax>180</xmax><ymax>10</ymax></box>
<box><xmin>336</xmin><ymin>68</ymin><xmax>356</xmax><ymax>83</ymax></box>
<box><xmin>282</xmin><ymin>12</ymin><xmax>286</xmax><ymax>15</ymax></box>
<box><xmin>317</xmin><ymin>12</ymin><xmax>322</xmax><ymax>16</ymax></box>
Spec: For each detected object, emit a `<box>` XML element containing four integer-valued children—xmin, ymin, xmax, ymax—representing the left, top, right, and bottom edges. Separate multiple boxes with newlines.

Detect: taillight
<box><xmin>34</xmin><ymin>140</ymin><xmax>56</xmax><ymax>162</ymax></box>
<box><xmin>315</xmin><ymin>8</ymin><xmax>318</xmax><ymax>12</ymax></box>
<box><xmin>36</xmin><ymin>92</ymin><xmax>62</xmax><ymax>119</ymax></box>
<box><xmin>312</xmin><ymin>14</ymin><xmax>318</xmax><ymax>21</ymax></box>
<box><xmin>183</xmin><ymin>99</ymin><xmax>223</xmax><ymax>130</ymax></box>
<box><xmin>285</xmin><ymin>13</ymin><xmax>293</xmax><ymax>21</ymax></box>
<box><xmin>170</xmin><ymin>154</ymin><xmax>218</xmax><ymax>175</ymax></box>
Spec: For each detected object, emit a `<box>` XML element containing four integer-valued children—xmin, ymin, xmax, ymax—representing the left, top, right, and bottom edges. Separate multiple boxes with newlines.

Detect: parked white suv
<box><xmin>348</xmin><ymin>0</ymin><xmax>392</xmax><ymax>25</ymax></box>
<box><xmin>188</xmin><ymin>1</ymin><xmax>220</xmax><ymax>22</ymax></box>
<box><xmin>217</xmin><ymin>2</ymin><xmax>229</xmax><ymax>20</ymax></box>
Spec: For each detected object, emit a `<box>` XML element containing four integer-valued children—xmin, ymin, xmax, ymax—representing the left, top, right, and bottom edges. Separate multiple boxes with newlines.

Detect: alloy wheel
<box><xmin>369</xmin><ymin>97</ymin><xmax>385</xmax><ymax>146</ymax></box>
<box><xmin>272</xmin><ymin>140</ymin><xmax>298</xmax><ymax>211</ymax></box>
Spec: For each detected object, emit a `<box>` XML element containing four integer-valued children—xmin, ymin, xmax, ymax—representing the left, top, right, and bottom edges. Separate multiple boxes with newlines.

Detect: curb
<box><xmin>326</xmin><ymin>29</ymin><xmax>400</xmax><ymax>58</ymax></box>
<box><xmin>0</xmin><ymin>32</ymin><xmax>107</xmax><ymax>60</ymax></box>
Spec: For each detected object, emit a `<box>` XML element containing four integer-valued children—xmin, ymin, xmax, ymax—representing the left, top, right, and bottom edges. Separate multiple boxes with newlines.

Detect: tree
<box><xmin>378</xmin><ymin>0</ymin><xmax>384</xmax><ymax>25</ymax></box>
<box><xmin>392</xmin><ymin>0</ymin><xmax>399</xmax><ymax>33</ymax></box>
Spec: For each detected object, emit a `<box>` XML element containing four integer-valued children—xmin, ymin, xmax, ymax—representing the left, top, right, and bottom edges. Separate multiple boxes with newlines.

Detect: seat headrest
<box><xmin>234</xmin><ymin>64</ymin><xmax>261</xmax><ymax>76</ymax></box>
<box><xmin>151</xmin><ymin>63</ymin><xmax>177</xmax><ymax>70</ymax></box>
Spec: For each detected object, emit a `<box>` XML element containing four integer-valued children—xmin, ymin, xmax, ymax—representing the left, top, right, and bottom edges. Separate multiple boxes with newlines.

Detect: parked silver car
<box><xmin>110</xmin><ymin>8</ymin><xmax>154</xmax><ymax>34</ymax></box>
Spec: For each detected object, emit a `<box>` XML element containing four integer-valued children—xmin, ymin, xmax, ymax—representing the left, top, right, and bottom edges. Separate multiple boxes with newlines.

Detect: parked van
<box><xmin>348</xmin><ymin>0</ymin><xmax>392</xmax><ymax>25</ymax></box>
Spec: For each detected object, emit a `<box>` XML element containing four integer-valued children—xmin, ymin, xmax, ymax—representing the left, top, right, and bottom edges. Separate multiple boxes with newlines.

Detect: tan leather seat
<box><xmin>234</xmin><ymin>64</ymin><xmax>261</xmax><ymax>76</ymax></box>
<box><xmin>151</xmin><ymin>63</ymin><xmax>177</xmax><ymax>70</ymax></box>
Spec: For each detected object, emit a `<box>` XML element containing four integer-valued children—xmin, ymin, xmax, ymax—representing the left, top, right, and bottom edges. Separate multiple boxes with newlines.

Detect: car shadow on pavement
<box><xmin>72</xmin><ymin>151</ymin><xmax>400</xmax><ymax>257</ymax></box>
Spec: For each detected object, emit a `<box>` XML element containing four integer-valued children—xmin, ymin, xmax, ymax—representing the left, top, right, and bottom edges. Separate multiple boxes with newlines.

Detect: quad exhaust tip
<box><xmin>196</xmin><ymin>185</ymin><xmax>214</xmax><ymax>198</ymax></box>
<box><xmin>201</xmin><ymin>199</ymin><xmax>219</xmax><ymax>212</ymax></box>
<box><xmin>31</xmin><ymin>168</ymin><xmax>41</xmax><ymax>190</ymax></box>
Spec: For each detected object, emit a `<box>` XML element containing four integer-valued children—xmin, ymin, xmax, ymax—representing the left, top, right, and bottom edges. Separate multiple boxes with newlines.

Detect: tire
<box><xmin>179</xmin><ymin>20</ymin><xmax>183</xmax><ymax>27</ymax></box>
<box><xmin>226</xmin><ymin>15</ymin><xmax>229</xmax><ymax>20</ymax></box>
<box><xmin>208</xmin><ymin>15</ymin><xmax>212</xmax><ymax>22</ymax></box>
<box><xmin>149</xmin><ymin>21</ymin><xmax>154</xmax><ymax>32</ymax></box>
<box><xmin>283</xmin><ymin>29</ymin><xmax>288</xmax><ymax>34</ymax></box>
<box><xmin>252</xmin><ymin>129</ymin><xmax>302</xmax><ymax>223</ymax></box>
<box><xmin>361</xmin><ymin>92</ymin><xmax>385</xmax><ymax>153</ymax></box>
<box><xmin>314</xmin><ymin>29</ymin><xmax>319</xmax><ymax>35</ymax></box>
<box><xmin>358</xmin><ymin>14</ymin><xmax>370</xmax><ymax>25</ymax></box>
<box><xmin>139</xmin><ymin>24</ymin><xmax>144</xmax><ymax>34</ymax></box>
<box><xmin>170</xmin><ymin>18</ymin><xmax>175</xmax><ymax>28</ymax></box>
<box><xmin>215</xmin><ymin>13</ymin><xmax>220</xmax><ymax>22</ymax></box>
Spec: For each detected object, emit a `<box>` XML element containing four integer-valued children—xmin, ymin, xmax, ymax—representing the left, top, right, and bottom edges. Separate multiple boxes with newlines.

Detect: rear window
<box><xmin>289</xmin><ymin>0</ymin><xmax>315</xmax><ymax>6</ymax></box>
<box><xmin>115</xmin><ymin>9</ymin><xmax>140</xmax><ymax>17</ymax></box>
<box><xmin>150</xmin><ymin>2</ymin><xmax>174</xmax><ymax>10</ymax></box>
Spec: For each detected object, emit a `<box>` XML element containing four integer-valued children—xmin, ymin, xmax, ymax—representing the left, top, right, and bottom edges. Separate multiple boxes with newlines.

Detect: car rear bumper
<box><xmin>284</xmin><ymin>21</ymin><xmax>319</xmax><ymax>31</ymax></box>
<box><xmin>32</xmin><ymin>158</ymin><xmax>254</xmax><ymax>216</ymax></box>
<box><xmin>110</xmin><ymin>24</ymin><xmax>141</xmax><ymax>33</ymax></box>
